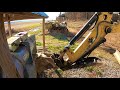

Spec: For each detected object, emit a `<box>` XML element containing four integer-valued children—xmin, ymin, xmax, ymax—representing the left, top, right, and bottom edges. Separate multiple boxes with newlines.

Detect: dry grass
<box><xmin>67</xmin><ymin>20</ymin><xmax>87</xmax><ymax>34</ymax></box>
<box><xmin>5</xmin><ymin>22</ymin><xmax>41</xmax><ymax>32</ymax></box>
<box><xmin>105</xmin><ymin>33</ymin><xmax>120</xmax><ymax>51</ymax></box>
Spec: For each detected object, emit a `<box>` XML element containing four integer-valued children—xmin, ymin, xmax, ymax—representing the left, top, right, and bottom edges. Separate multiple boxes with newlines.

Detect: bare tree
<box><xmin>56</xmin><ymin>12</ymin><xmax>95</xmax><ymax>21</ymax></box>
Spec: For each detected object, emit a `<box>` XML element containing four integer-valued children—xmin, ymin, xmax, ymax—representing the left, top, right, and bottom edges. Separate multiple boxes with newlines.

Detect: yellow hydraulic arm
<box><xmin>51</xmin><ymin>12</ymin><xmax>120</xmax><ymax>69</ymax></box>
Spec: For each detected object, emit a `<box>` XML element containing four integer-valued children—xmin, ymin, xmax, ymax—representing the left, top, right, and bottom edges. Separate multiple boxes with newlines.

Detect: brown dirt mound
<box><xmin>35</xmin><ymin>53</ymin><xmax>60</xmax><ymax>78</ymax></box>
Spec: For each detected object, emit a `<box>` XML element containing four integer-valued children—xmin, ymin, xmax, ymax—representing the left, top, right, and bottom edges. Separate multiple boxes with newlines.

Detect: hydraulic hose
<box><xmin>69</xmin><ymin>12</ymin><xmax>98</xmax><ymax>45</ymax></box>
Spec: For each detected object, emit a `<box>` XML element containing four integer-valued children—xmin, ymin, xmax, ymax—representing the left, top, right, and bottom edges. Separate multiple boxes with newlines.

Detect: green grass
<box><xmin>28</xmin><ymin>29</ymin><xmax>42</xmax><ymax>35</ymax></box>
<box><xmin>45</xmin><ymin>34</ymin><xmax>69</xmax><ymax>53</ymax></box>
<box><xmin>48</xmin><ymin>45</ymin><xmax>64</xmax><ymax>53</ymax></box>
<box><xmin>71</xmin><ymin>43</ymin><xmax>79</xmax><ymax>51</ymax></box>
<box><xmin>95</xmin><ymin>70</ymin><xmax>103</xmax><ymax>76</ymax></box>
<box><xmin>45</xmin><ymin>34</ymin><xmax>79</xmax><ymax>53</ymax></box>
<box><xmin>33</xmin><ymin>31</ymin><xmax>80</xmax><ymax>53</ymax></box>
<box><xmin>25</xmin><ymin>23</ymin><xmax>41</xmax><ymax>30</ymax></box>
<box><xmin>84</xmin><ymin>66</ymin><xmax>103</xmax><ymax>77</ymax></box>
<box><xmin>36</xmin><ymin>42</ymin><xmax>42</xmax><ymax>46</ymax></box>
<box><xmin>27</xmin><ymin>24</ymin><xmax>80</xmax><ymax>53</ymax></box>
<box><xmin>85</xmin><ymin>66</ymin><xmax>94</xmax><ymax>72</ymax></box>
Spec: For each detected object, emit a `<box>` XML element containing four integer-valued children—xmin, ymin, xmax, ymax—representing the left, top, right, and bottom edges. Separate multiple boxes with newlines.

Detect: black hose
<box><xmin>69</xmin><ymin>13</ymin><xmax>98</xmax><ymax>45</ymax></box>
<box><xmin>89</xmin><ymin>15</ymin><xmax>99</xmax><ymax>30</ymax></box>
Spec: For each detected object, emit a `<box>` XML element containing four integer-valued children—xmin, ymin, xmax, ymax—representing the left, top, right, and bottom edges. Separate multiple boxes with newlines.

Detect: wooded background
<box><xmin>56</xmin><ymin>12</ymin><xmax>95</xmax><ymax>21</ymax></box>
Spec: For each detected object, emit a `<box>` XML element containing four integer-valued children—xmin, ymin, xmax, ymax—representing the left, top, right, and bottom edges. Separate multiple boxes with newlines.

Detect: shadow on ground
<box><xmin>48</xmin><ymin>28</ymin><xmax>75</xmax><ymax>42</ymax></box>
<box><xmin>100</xmin><ymin>45</ymin><xmax>116</xmax><ymax>54</ymax></box>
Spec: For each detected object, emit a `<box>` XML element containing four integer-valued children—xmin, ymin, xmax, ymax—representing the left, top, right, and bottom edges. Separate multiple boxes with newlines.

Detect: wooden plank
<box><xmin>0</xmin><ymin>14</ymin><xmax>19</xmax><ymax>78</ymax></box>
<box><xmin>113</xmin><ymin>50</ymin><xmax>120</xmax><ymax>65</ymax></box>
<box><xmin>7</xmin><ymin>14</ymin><xmax>12</xmax><ymax>37</ymax></box>
<box><xmin>2</xmin><ymin>12</ymin><xmax>45</xmax><ymax>22</ymax></box>
<box><xmin>42</xmin><ymin>18</ymin><xmax>45</xmax><ymax>53</ymax></box>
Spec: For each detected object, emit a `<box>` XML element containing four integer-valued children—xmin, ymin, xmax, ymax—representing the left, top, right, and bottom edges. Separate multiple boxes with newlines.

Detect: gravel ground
<box><xmin>61</xmin><ymin>58</ymin><xmax>120</xmax><ymax>78</ymax></box>
<box><xmin>36</xmin><ymin>45</ymin><xmax>120</xmax><ymax>78</ymax></box>
<box><xmin>37</xmin><ymin>55</ymin><xmax>120</xmax><ymax>78</ymax></box>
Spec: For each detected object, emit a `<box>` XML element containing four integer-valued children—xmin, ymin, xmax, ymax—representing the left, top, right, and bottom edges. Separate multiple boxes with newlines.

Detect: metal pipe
<box><xmin>69</xmin><ymin>12</ymin><xmax>98</xmax><ymax>45</ymax></box>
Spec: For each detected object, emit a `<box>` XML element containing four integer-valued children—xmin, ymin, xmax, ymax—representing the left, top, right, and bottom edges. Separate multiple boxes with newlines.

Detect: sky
<box><xmin>45</xmin><ymin>12</ymin><xmax>60</xmax><ymax>20</ymax></box>
<box><xmin>4</xmin><ymin>12</ymin><xmax>62</xmax><ymax>23</ymax></box>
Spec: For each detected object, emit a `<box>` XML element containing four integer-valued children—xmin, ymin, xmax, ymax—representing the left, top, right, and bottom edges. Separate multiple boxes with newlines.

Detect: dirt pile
<box><xmin>35</xmin><ymin>53</ymin><xmax>61</xmax><ymax>78</ymax></box>
<box><xmin>48</xmin><ymin>28</ymin><xmax>72</xmax><ymax>37</ymax></box>
<box><xmin>105</xmin><ymin>33</ymin><xmax>120</xmax><ymax>51</ymax></box>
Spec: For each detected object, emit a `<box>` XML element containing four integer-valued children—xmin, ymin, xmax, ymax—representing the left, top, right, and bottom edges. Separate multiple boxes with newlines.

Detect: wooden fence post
<box><xmin>42</xmin><ymin>18</ymin><xmax>45</xmax><ymax>53</ymax></box>
<box><xmin>0</xmin><ymin>13</ymin><xmax>18</xmax><ymax>78</ymax></box>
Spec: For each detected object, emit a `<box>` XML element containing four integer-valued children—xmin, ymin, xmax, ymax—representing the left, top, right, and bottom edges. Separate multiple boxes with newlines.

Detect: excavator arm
<box><xmin>51</xmin><ymin>12</ymin><xmax>120</xmax><ymax>69</ymax></box>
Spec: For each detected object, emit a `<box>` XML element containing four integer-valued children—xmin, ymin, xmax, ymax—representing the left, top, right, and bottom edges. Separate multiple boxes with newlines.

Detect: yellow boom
<box><xmin>51</xmin><ymin>12</ymin><xmax>120</xmax><ymax>69</ymax></box>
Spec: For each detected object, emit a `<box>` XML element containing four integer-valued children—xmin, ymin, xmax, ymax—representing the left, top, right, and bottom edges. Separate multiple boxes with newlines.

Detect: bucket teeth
<box><xmin>51</xmin><ymin>53</ymin><xmax>65</xmax><ymax>69</ymax></box>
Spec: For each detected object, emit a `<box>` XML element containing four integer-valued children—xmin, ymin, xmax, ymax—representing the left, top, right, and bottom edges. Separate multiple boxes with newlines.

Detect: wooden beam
<box><xmin>42</xmin><ymin>18</ymin><xmax>45</xmax><ymax>53</ymax></box>
<box><xmin>113</xmin><ymin>50</ymin><xmax>120</xmax><ymax>65</ymax></box>
<box><xmin>86</xmin><ymin>12</ymin><xmax>88</xmax><ymax>19</ymax></box>
<box><xmin>2</xmin><ymin>12</ymin><xmax>46</xmax><ymax>22</ymax></box>
<box><xmin>7</xmin><ymin>14</ymin><xmax>12</xmax><ymax>37</ymax></box>
<box><xmin>0</xmin><ymin>13</ymin><xmax>19</xmax><ymax>78</ymax></box>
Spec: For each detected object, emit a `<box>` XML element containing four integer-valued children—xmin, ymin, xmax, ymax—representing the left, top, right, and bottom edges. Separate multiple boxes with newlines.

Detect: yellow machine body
<box><xmin>51</xmin><ymin>12</ymin><xmax>120</xmax><ymax>69</ymax></box>
<box><xmin>66</xmin><ymin>12</ymin><xmax>113</xmax><ymax>62</ymax></box>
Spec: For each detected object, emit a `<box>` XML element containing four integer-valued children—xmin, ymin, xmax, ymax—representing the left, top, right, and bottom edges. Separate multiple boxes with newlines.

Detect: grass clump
<box><xmin>28</xmin><ymin>29</ymin><xmax>42</xmax><ymax>35</ymax></box>
<box><xmin>85</xmin><ymin>66</ymin><xmax>103</xmax><ymax>77</ymax></box>
<box><xmin>36</xmin><ymin>42</ymin><xmax>42</xmax><ymax>46</ymax></box>
<box><xmin>85</xmin><ymin>66</ymin><xmax>94</xmax><ymax>72</ymax></box>
<box><xmin>48</xmin><ymin>45</ymin><xmax>64</xmax><ymax>53</ymax></box>
<box><xmin>26</xmin><ymin>23</ymin><xmax>41</xmax><ymax>30</ymax></box>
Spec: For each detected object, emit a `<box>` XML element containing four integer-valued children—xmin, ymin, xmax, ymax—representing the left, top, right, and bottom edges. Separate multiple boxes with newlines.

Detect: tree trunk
<box><xmin>0</xmin><ymin>13</ymin><xmax>18</xmax><ymax>78</ymax></box>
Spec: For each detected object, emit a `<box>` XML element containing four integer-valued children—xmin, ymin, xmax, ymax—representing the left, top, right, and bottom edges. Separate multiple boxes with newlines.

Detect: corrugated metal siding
<box><xmin>32</xmin><ymin>12</ymin><xmax>48</xmax><ymax>18</ymax></box>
